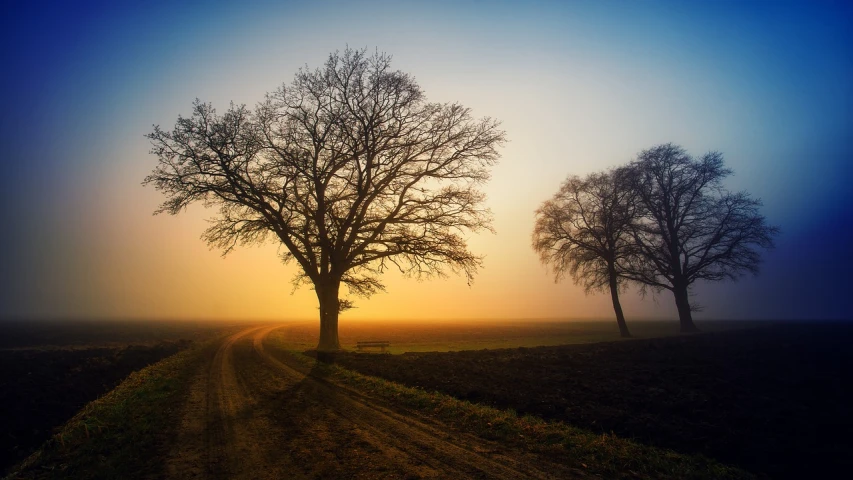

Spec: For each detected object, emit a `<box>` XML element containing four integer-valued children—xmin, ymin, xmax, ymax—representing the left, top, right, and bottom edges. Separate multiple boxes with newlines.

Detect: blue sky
<box><xmin>1</xmin><ymin>0</ymin><xmax>851</xmax><ymax>320</ymax></box>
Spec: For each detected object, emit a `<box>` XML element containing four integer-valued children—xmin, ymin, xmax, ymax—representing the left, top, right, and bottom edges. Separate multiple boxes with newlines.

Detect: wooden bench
<box><xmin>356</xmin><ymin>341</ymin><xmax>390</xmax><ymax>353</ymax></box>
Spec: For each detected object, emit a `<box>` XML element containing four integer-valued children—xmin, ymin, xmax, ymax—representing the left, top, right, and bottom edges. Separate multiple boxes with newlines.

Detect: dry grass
<box><xmin>5</xmin><ymin>339</ymin><xmax>218</xmax><ymax>480</ymax></box>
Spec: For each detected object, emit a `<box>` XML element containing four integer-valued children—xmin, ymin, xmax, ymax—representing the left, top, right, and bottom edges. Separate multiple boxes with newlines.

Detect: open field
<box><xmin>5</xmin><ymin>318</ymin><xmax>848</xmax><ymax>478</ymax></box>
<box><xmin>331</xmin><ymin>321</ymin><xmax>853</xmax><ymax>479</ymax></box>
<box><xmin>0</xmin><ymin>319</ymin><xmax>234</xmax><ymax>474</ymax></box>
<box><xmin>276</xmin><ymin>318</ymin><xmax>764</xmax><ymax>353</ymax></box>
<box><xmin>0</xmin><ymin>317</ymin><xmax>765</xmax><ymax>474</ymax></box>
<box><xmin>11</xmin><ymin>325</ymin><xmax>749</xmax><ymax>480</ymax></box>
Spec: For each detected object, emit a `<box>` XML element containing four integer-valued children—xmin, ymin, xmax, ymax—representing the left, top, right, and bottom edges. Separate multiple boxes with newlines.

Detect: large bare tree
<box><xmin>145</xmin><ymin>48</ymin><xmax>505</xmax><ymax>352</ymax></box>
<box><xmin>624</xmin><ymin>144</ymin><xmax>778</xmax><ymax>332</ymax></box>
<box><xmin>533</xmin><ymin>168</ymin><xmax>638</xmax><ymax>338</ymax></box>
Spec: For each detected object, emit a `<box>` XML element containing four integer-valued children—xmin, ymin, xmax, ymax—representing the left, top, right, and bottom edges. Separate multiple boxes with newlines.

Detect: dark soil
<box><xmin>0</xmin><ymin>340</ymin><xmax>192</xmax><ymax>474</ymax></box>
<box><xmin>333</xmin><ymin>322</ymin><xmax>853</xmax><ymax>479</ymax></box>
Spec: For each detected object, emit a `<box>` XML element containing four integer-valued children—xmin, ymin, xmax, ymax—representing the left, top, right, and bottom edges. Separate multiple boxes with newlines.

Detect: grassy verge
<box><xmin>268</xmin><ymin>338</ymin><xmax>752</xmax><ymax>480</ymax></box>
<box><xmin>4</xmin><ymin>339</ymin><xmax>216</xmax><ymax>480</ymax></box>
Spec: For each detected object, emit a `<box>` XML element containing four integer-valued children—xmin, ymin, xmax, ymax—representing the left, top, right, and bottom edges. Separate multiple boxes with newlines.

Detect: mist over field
<box><xmin>2</xmin><ymin>0</ymin><xmax>851</xmax><ymax>322</ymax></box>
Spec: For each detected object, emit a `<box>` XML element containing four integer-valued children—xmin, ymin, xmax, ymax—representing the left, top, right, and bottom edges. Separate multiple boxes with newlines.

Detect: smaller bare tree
<box><xmin>624</xmin><ymin>143</ymin><xmax>779</xmax><ymax>332</ymax></box>
<box><xmin>533</xmin><ymin>168</ymin><xmax>638</xmax><ymax>337</ymax></box>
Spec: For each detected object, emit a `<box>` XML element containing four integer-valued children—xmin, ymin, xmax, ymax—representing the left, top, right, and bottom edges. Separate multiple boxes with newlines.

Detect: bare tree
<box><xmin>624</xmin><ymin>144</ymin><xmax>779</xmax><ymax>332</ymax></box>
<box><xmin>144</xmin><ymin>48</ymin><xmax>505</xmax><ymax>352</ymax></box>
<box><xmin>533</xmin><ymin>168</ymin><xmax>638</xmax><ymax>337</ymax></box>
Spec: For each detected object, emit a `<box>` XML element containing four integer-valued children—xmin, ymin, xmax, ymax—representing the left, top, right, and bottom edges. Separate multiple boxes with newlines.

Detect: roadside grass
<box><xmin>4</xmin><ymin>339</ymin><xmax>216</xmax><ymax>480</ymax></box>
<box><xmin>266</xmin><ymin>334</ymin><xmax>753</xmax><ymax>480</ymax></box>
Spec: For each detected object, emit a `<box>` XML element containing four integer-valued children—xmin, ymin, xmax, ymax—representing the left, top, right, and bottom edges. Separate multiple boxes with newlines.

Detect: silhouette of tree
<box><xmin>144</xmin><ymin>48</ymin><xmax>505</xmax><ymax>352</ymax></box>
<box><xmin>533</xmin><ymin>168</ymin><xmax>638</xmax><ymax>337</ymax></box>
<box><xmin>623</xmin><ymin>144</ymin><xmax>778</xmax><ymax>332</ymax></box>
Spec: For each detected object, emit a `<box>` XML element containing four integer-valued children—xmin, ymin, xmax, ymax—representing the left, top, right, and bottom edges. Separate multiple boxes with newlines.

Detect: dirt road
<box><xmin>164</xmin><ymin>325</ymin><xmax>581</xmax><ymax>479</ymax></box>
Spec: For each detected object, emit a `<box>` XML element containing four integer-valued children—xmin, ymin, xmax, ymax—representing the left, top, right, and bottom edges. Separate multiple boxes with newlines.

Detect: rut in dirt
<box><xmin>164</xmin><ymin>325</ymin><xmax>584</xmax><ymax>479</ymax></box>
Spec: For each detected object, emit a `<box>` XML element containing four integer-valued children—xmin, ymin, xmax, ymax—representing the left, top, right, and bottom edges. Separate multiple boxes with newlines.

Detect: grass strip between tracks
<box><xmin>273</xmin><ymin>344</ymin><xmax>753</xmax><ymax>480</ymax></box>
<box><xmin>5</xmin><ymin>338</ymin><xmax>217</xmax><ymax>480</ymax></box>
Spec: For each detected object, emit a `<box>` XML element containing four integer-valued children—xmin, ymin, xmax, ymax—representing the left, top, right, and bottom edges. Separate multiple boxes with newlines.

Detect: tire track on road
<box><xmin>252</xmin><ymin>326</ymin><xmax>582</xmax><ymax>479</ymax></box>
<box><xmin>167</xmin><ymin>326</ymin><xmax>299</xmax><ymax>480</ymax></box>
<box><xmin>166</xmin><ymin>325</ymin><xmax>583</xmax><ymax>479</ymax></box>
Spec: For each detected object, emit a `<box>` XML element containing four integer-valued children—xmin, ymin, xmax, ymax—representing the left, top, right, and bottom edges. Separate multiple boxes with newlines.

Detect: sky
<box><xmin>1</xmin><ymin>0</ymin><xmax>851</xmax><ymax>322</ymax></box>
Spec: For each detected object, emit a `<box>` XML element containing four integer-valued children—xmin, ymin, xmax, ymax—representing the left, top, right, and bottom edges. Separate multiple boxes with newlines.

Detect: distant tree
<box><xmin>624</xmin><ymin>144</ymin><xmax>779</xmax><ymax>332</ymax></box>
<box><xmin>533</xmin><ymin>168</ymin><xmax>638</xmax><ymax>338</ymax></box>
<box><xmin>144</xmin><ymin>48</ymin><xmax>505</xmax><ymax>352</ymax></box>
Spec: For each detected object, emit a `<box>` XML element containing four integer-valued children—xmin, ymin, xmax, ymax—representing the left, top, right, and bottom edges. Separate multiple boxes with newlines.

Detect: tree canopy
<box><xmin>533</xmin><ymin>168</ymin><xmax>637</xmax><ymax>337</ymax></box>
<box><xmin>532</xmin><ymin>144</ymin><xmax>778</xmax><ymax>334</ymax></box>
<box><xmin>624</xmin><ymin>143</ymin><xmax>779</xmax><ymax>331</ymax></box>
<box><xmin>145</xmin><ymin>48</ymin><xmax>506</xmax><ymax>351</ymax></box>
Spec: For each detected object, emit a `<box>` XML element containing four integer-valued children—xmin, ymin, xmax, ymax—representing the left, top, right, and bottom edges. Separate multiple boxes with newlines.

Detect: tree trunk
<box><xmin>316</xmin><ymin>279</ymin><xmax>342</xmax><ymax>354</ymax></box>
<box><xmin>672</xmin><ymin>282</ymin><xmax>699</xmax><ymax>333</ymax></box>
<box><xmin>607</xmin><ymin>267</ymin><xmax>631</xmax><ymax>338</ymax></box>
